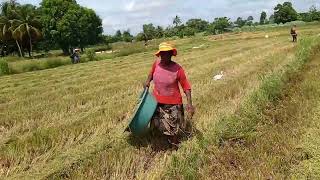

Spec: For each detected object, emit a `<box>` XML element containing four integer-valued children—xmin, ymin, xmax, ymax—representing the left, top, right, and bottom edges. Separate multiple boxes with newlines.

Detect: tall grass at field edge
<box><xmin>0</xmin><ymin>59</ymin><xmax>10</xmax><ymax>75</ymax></box>
<box><xmin>2</xmin><ymin>42</ymin><xmax>159</xmax><ymax>76</ymax></box>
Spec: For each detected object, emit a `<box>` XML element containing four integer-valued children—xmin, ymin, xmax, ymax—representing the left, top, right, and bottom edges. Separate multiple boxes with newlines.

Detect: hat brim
<box><xmin>155</xmin><ymin>48</ymin><xmax>177</xmax><ymax>57</ymax></box>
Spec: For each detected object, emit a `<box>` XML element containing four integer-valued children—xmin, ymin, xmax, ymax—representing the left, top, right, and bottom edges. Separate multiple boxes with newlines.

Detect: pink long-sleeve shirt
<box><xmin>149</xmin><ymin>60</ymin><xmax>191</xmax><ymax>105</ymax></box>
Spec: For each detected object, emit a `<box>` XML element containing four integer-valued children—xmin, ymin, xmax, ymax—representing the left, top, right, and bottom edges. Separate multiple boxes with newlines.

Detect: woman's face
<box><xmin>160</xmin><ymin>51</ymin><xmax>172</xmax><ymax>62</ymax></box>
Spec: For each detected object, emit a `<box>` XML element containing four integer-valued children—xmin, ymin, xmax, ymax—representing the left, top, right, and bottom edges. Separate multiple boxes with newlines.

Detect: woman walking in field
<box><xmin>291</xmin><ymin>25</ymin><xmax>298</xmax><ymax>42</ymax></box>
<box><xmin>144</xmin><ymin>42</ymin><xmax>195</xmax><ymax>148</ymax></box>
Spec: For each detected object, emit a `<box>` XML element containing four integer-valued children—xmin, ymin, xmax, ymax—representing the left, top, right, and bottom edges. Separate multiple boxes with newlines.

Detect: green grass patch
<box><xmin>0</xmin><ymin>59</ymin><xmax>10</xmax><ymax>75</ymax></box>
<box><xmin>216</xmin><ymin>36</ymin><xmax>320</xmax><ymax>143</ymax></box>
<box><xmin>8</xmin><ymin>58</ymin><xmax>71</xmax><ymax>74</ymax></box>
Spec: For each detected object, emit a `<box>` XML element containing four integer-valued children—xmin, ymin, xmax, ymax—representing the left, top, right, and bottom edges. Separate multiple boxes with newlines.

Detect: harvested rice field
<box><xmin>1</xmin><ymin>24</ymin><xmax>320</xmax><ymax>179</ymax></box>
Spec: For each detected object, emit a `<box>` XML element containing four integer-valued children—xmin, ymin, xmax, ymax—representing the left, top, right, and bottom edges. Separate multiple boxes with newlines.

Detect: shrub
<box><xmin>232</xmin><ymin>27</ymin><xmax>242</xmax><ymax>33</ymax></box>
<box><xmin>92</xmin><ymin>44</ymin><xmax>111</xmax><ymax>52</ymax></box>
<box><xmin>86</xmin><ymin>49</ymin><xmax>96</xmax><ymax>61</ymax></box>
<box><xmin>284</xmin><ymin>20</ymin><xmax>306</xmax><ymax>26</ymax></box>
<box><xmin>45</xmin><ymin>58</ymin><xmax>65</xmax><ymax>68</ymax></box>
<box><xmin>22</xmin><ymin>62</ymin><xmax>42</xmax><ymax>72</ymax></box>
<box><xmin>0</xmin><ymin>60</ymin><xmax>10</xmax><ymax>75</ymax></box>
<box><xmin>2</xmin><ymin>56</ymin><xmax>21</xmax><ymax>62</ymax></box>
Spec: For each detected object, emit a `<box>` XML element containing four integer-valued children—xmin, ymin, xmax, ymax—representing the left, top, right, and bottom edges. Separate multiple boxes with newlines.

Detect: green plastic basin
<box><xmin>127</xmin><ymin>88</ymin><xmax>158</xmax><ymax>135</ymax></box>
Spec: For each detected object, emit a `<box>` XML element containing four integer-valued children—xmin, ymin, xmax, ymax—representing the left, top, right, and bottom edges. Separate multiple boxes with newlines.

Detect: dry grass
<box><xmin>0</xmin><ymin>24</ymin><xmax>320</xmax><ymax>179</ymax></box>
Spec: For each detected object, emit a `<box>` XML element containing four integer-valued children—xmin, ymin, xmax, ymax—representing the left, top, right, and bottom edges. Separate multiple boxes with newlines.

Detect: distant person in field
<box><xmin>144</xmin><ymin>42</ymin><xmax>195</xmax><ymax>148</ymax></box>
<box><xmin>291</xmin><ymin>25</ymin><xmax>298</xmax><ymax>42</ymax></box>
<box><xmin>70</xmin><ymin>49</ymin><xmax>80</xmax><ymax>64</ymax></box>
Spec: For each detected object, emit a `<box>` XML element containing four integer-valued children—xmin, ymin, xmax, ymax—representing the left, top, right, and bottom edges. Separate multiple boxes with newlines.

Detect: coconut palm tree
<box><xmin>0</xmin><ymin>17</ymin><xmax>11</xmax><ymax>41</ymax></box>
<box><xmin>0</xmin><ymin>15</ymin><xmax>23</xmax><ymax>57</ymax></box>
<box><xmin>173</xmin><ymin>15</ymin><xmax>182</xmax><ymax>27</ymax></box>
<box><xmin>1</xmin><ymin>0</ymin><xmax>18</xmax><ymax>16</ymax></box>
<box><xmin>10</xmin><ymin>4</ymin><xmax>41</xmax><ymax>57</ymax></box>
<box><xmin>0</xmin><ymin>16</ymin><xmax>11</xmax><ymax>55</ymax></box>
<box><xmin>0</xmin><ymin>0</ymin><xmax>23</xmax><ymax>57</ymax></box>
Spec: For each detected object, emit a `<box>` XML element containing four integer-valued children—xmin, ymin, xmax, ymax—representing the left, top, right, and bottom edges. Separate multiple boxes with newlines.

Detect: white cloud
<box><xmin>124</xmin><ymin>0</ymin><xmax>174</xmax><ymax>12</ymax></box>
<box><xmin>125</xmin><ymin>0</ymin><xmax>136</xmax><ymax>11</ymax></box>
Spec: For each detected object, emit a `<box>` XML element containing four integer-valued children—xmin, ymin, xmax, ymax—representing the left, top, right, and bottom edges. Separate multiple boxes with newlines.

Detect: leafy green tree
<box><xmin>186</xmin><ymin>18</ymin><xmax>209</xmax><ymax>33</ymax></box>
<box><xmin>247</xmin><ymin>16</ymin><xmax>254</xmax><ymax>21</ymax></box>
<box><xmin>142</xmin><ymin>23</ymin><xmax>156</xmax><ymax>41</ymax></box>
<box><xmin>56</xmin><ymin>7</ymin><xmax>101</xmax><ymax>52</ymax></box>
<box><xmin>78</xmin><ymin>8</ymin><xmax>103</xmax><ymax>50</ymax></box>
<box><xmin>164</xmin><ymin>26</ymin><xmax>178</xmax><ymax>37</ymax></box>
<box><xmin>56</xmin><ymin>6</ymin><xmax>82</xmax><ymax>53</ymax></box>
<box><xmin>298</xmin><ymin>5</ymin><xmax>320</xmax><ymax>22</ymax></box>
<box><xmin>269</xmin><ymin>14</ymin><xmax>275</xmax><ymax>23</ymax></box>
<box><xmin>122</xmin><ymin>30</ymin><xmax>133</xmax><ymax>42</ymax></box>
<box><xmin>114</xmin><ymin>30</ymin><xmax>122</xmax><ymax>41</ymax></box>
<box><xmin>309</xmin><ymin>5</ymin><xmax>320</xmax><ymax>21</ymax></box>
<box><xmin>206</xmin><ymin>22</ymin><xmax>216</xmax><ymax>35</ymax></box>
<box><xmin>155</xmin><ymin>26</ymin><xmax>164</xmax><ymax>38</ymax></box>
<box><xmin>182</xmin><ymin>26</ymin><xmax>195</xmax><ymax>37</ymax></box>
<box><xmin>104</xmin><ymin>35</ymin><xmax>118</xmax><ymax>44</ymax></box>
<box><xmin>260</xmin><ymin>11</ymin><xmax>267</xmax><ymax>24</ymax></box>
<box><xmin>173</xmin><ymin>15</ymin><xmax>182</xmax><ymax>27</ymax></box>
<box><xmin>246</xmin><ymin>16</ymin><xmax>254</xmax><ymax>26</ymax></box>
<box><xmin>41</xmin><ymin>0</ymin><xmax>76</xmax><ymax>54</ymax></box>
<box><xmin>298</xmin><ymin>12</ymin><xmax>312</xmax><ymax>22</ymax></box>
<box><xmin>234</xmin><ymin>17</ymin><xmax>246</xmax><ymax>27</ymax></box>
<box><xmin>213</xmin><ymin>17</ymin><xmax>231</xmax><ymax>34</ymax></box>
<box><xmin>177</xmin><ymin>24</ymin><xmax>186</xmax><ymax>38</ymax></box>
<box><xmin>135</xmin><ymin>32</ymin><xmax>145</xmax><ymax>42</ymax></box>
<box><xmin>274</xmin><ymin>2</ymin><xmax>298</xmax><ymax>24</ymax></box>
<box><xmin>41</xmin><ymin>0</ymin><xmax>102</xmax><ymax>54</ymax></box>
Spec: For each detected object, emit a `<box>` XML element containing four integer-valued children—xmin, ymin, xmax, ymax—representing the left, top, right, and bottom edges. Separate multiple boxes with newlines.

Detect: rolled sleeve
<box><xmin>149</xmin><ymin>60</ymin><xmax>159</xmax><ymax>76</ymax></box>
<box><xmin>178</xmin><ymin>68</ymin><xmax>191</xmax><ymax>92</ymax></box>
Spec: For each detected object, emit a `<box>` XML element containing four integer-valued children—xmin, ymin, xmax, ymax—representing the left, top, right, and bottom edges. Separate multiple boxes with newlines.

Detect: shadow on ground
<box><xmin>126</xmin><ymin>121</ymin><xmax>203</xmax><ymax>152</ymax></box>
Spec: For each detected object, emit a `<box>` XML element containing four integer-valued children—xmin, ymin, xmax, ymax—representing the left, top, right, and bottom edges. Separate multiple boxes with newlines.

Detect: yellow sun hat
<box><xmin>155</xmin><ymin>42</ymin><xmax>177</xmax><ymax>57</ymax></box>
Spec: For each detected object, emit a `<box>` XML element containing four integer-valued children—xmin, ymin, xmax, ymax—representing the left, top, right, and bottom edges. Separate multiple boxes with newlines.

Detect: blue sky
<box><xmin>18</xmin><ymin>0</ymin><xmax>320</xmax><ymax>35</ymax></box>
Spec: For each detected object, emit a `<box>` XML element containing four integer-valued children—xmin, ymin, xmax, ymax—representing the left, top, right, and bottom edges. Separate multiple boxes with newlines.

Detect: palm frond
<box><xmin>9</xmin><ymin>19</ymin><xmax>22</xmax><ymax>27</ymax></box>
<box><xmin>12</xmin><ymin>23</ymin><xmax>26</xmax><ymax>41</ymax></box>
<box><xmin>29</xmin><ymin>25</ymin><xmax>42</xmax><ymax>40</ymax></box>
<box><xmin>30</xmin><ymin>18</ymin><xmax>42</xmax><ymax>28</ymax></box>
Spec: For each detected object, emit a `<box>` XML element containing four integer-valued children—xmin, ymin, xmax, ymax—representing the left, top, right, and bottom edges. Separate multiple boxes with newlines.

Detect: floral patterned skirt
<box><xmin>151</xmin><ymin>104</ymin><xmax>186</xmax><ymax>136</ymax></box>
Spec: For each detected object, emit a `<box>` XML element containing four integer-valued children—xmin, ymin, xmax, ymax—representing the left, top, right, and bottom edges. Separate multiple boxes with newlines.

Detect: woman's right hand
<box><xmin>144</xmin><ymin>74</ymin><xmax>153</xmax><ymax>89</ymax></box>
<box><xmin>186</xmin><ymin>104</ymin><xmax>195</xmax><ymax>118</ymax></box>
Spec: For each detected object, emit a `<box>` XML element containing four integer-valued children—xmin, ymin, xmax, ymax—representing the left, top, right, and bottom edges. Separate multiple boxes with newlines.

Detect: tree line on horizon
<box><xmin>109</xmin><ymin>2</ymin><xmax>319</xmax><ymax>44</ymax></box>
<box><xmin>0</xmin><ymin>0</ymin><xmax>103</xmax><ymax>57</ymax></box>
<box><xmin>1</xmin><ymin>1</ymin><xmax>319</xmax><ymax>57</ymax></box>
